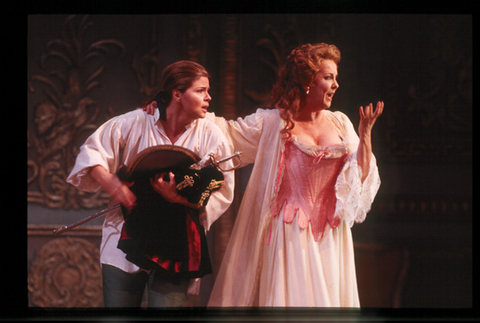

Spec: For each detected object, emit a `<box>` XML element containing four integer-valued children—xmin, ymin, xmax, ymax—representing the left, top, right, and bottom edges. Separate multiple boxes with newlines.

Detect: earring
<box><xmin>306</xmin><ymin>87</ymin><xmax>310</xmax><ymax>95</ymax></box>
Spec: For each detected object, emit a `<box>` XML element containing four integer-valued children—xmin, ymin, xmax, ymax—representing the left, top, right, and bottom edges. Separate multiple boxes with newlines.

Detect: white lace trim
<box><xmin>291</xmin><ymin>135</ymin><xmax>347</xmax><ymax>159</ymax></box>
<box><xmin>334</xmin><ymin>151</ymin><xmax>381</xmax><ymax>227</ymax></box>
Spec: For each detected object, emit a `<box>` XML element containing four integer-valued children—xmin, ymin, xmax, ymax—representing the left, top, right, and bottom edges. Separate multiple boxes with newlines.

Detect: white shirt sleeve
<box><xmin>67</xmin><ymin>115</ymin><xmax>125</xmax><ymax>192</ymax></box>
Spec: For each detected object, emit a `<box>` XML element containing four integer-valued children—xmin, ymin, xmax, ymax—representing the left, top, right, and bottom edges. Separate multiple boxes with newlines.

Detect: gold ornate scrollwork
<box><xmin>28</xmin><ymin>15</ymin><xmax>125</xmax><ymax>209</ymax></box>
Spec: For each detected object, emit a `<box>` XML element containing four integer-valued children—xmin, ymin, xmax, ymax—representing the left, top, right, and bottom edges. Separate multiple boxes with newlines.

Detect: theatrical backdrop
<box><xmin>27</xmin><ymin>14</ymin><xmax>471</xmax><ymax>308</ymax></box>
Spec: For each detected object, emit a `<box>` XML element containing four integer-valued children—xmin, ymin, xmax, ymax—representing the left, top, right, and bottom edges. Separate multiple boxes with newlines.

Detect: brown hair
<box><xmin>142</xmin><ymin>60</ymin><xmax>210</xmax><ymax>107</ymax></box>
<box><xmin>269</xmin><ymin>43</ymin><xmax>341</xmax><ymax>139</ymax></box>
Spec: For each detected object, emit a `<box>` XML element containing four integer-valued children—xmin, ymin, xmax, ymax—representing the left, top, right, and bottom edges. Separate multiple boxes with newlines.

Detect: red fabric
<box><xmin>119</xmin><ymin>224</ymin><xmax>130</xmax><ymax>241</ymax></box>
<box><xmin>186</xmin><ymin>214</ymin><xmax>201</xmax><ymax>271</ymax></box>
<box><xmin>119</xmin><ymin>212</ymin><xmax>203</xmax><ymax>273</ymax></box>
<box><xmin>149</xmin><ymin>255</ymin><xmax>172</xmax><ymax>271</ymax></box>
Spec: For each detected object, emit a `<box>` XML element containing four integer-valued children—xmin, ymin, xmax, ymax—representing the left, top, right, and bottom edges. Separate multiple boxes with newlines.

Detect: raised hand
<box><xmin>357</xmin><ymin>101</ymin><xmax>384</xmax><ymax>182</ymax></box>
<box><xmin>359</xmin><ymin>101</ymin><xmax>384</xmax><ymax>139</ymax></box>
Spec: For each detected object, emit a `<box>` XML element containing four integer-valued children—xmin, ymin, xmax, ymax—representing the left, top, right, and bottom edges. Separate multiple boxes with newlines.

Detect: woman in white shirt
<box><xmin>67</xmin><ymin>60</ymin><xmax>234</xmax><ymax>307</ymax></box>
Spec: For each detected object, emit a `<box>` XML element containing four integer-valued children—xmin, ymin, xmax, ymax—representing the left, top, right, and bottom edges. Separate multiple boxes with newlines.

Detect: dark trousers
<box><xmin>102</xmin><ymin>264</ymin><xmax>189</xmax><ymax>307</ymax></box>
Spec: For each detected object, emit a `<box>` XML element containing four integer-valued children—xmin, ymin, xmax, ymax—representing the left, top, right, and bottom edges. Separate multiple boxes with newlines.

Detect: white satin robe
<box><xmin>206</xmin><ymin>108</ymin><xmax>380</xmax><ymax>307</ymax></box>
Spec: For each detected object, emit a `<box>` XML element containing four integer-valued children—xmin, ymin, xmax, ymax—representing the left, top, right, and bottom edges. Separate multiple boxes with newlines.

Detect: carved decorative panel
<box><xmin>27</xmin><ymin>15</ymin><xmax>124</xmax><ymax>210</ymax></box>
<box><xmin>184</xmin><ymin>15</ymin><xmax>205</xmax><ymax>63</ymax></box>
<box><xmin>243</xmin><ymin>15</ymin><xmax>303</xmax><ymax>111</ymax></box>
<box><xmin>382</xmin><ymin>15</ymin><xmax>472</xmax><ymax>163</ymax></box>
<box><xmin>132</xmin><ymin>16</ymin><xmax>164</xmax><ymax>100</ymax></box>
<box><xmin>28</xmin><ymin>237</ymin><xmax>102</xmax><ymax>307</ymax></box>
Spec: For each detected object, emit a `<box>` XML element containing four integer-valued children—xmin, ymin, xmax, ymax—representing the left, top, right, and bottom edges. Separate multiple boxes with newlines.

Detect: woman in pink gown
<box><xmin>206</xmin><ymin>43</ymin><xmax>383</xmax><ymax>307</ymax></box>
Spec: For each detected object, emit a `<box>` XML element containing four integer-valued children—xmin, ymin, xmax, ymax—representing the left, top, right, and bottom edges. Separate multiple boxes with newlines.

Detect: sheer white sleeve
<box><xmin>200</xmin><ymin>139</ymin><xmax>235</xmax><ymax>231</ymax></box>
<box><xmin>333</xmin><ymin>112</ymin><xmax>381</xmax><ymax>227</ymax></box>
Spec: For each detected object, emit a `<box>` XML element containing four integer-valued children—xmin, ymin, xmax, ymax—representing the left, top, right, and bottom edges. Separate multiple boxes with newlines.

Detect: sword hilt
<box><xmin>208</xmin><ymin>151</ymin><xmax>242</xmax><ymax>172</ymax></box>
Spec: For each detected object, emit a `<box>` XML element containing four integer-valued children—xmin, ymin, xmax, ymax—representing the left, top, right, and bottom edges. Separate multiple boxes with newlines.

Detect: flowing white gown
<box><xmin>261</xmin><ymin>137</ymin><xmax>358</xmax><ymax>306</ymax></box>
<box><xmin>206</xmin><ymin>109</ymin><xmax>380</xmax><ymax>307</ymax></box>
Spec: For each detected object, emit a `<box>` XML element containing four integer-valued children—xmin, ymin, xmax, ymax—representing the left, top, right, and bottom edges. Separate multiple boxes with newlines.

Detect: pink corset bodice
<box><xmin>272</xmin><ymin>137</ymin><xmax>348</xmax><ymax>242</ymax></box>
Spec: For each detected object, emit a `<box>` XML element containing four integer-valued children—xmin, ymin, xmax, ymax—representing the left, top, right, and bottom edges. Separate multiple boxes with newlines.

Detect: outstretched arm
<box><xmin>357</xmin><ymin>101</ymin><xmax>384</xmax><ymax>183</ymax></box>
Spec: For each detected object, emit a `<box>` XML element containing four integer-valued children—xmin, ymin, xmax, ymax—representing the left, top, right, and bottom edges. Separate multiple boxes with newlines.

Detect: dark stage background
<box><xmin>27</xmin><ymin>14</ymin><xmax>471</xmax><ymax>310</ymax></box>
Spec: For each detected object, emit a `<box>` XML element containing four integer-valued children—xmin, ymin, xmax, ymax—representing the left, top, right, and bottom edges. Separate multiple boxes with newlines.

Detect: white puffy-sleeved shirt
<box><xmin>67</xmin><ymin>109</ymin><xmax>234</xmax><ymax>273</ymax></box>
<box><xmin>206</xmin><ymin>108</ymin><xmax>380</xmax><ymax>307</ymax></box>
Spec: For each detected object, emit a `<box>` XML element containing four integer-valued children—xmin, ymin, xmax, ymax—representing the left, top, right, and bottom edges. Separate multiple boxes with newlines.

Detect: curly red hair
<box><xmin>268</xmin><ymin>43</ymin><xmax>341</xmax><ymax>139</ymax></box>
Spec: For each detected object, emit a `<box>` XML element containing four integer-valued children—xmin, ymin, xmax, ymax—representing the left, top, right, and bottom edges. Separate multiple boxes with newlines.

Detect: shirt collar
<box><xmin>154</xmin><ymin>109</ymin><xmax>198</xmax><ymax>132</ymax></box>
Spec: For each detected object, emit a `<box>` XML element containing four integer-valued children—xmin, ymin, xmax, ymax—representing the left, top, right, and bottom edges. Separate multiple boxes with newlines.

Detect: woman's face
<box><xmin>177</xmin><ymin>76</ymin><xmax>211</xmax><ymax>120</ymax></box>
<box><xmin>308</xmin><ymin>59</ymin><xmax>339</xmax><ymax>110</ymax></box>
